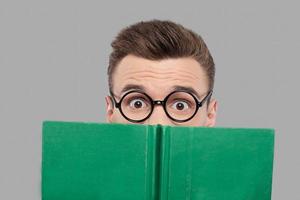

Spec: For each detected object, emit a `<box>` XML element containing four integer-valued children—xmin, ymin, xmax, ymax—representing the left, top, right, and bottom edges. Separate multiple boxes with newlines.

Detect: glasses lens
<box><xmin>165</xmin><ymin>91</ymin><xmax>197</xmax><ymax>121</ymax></box>
<box><xmin>120</xmin><ymin>92</ymin><xmax>152</xmax><ymax>121</ymax></box>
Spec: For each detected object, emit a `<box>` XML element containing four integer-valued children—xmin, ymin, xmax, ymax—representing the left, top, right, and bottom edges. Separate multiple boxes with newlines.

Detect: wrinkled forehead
<box><xmin>112</xmin><ymin>55</ymin><xmax>209</xmax><ymax>99</ymax></box>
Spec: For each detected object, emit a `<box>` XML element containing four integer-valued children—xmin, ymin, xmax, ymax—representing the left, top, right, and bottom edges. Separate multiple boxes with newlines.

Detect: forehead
<box><xmin>112</xmin><ymin>55</ymin><xmax>209</xmax><ymax>97</ymax></box>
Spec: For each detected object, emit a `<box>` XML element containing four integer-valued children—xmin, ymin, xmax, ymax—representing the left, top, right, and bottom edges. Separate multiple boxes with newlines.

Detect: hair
<box><xmin>107</xmin><ymin>19</ymin><xmax>215</xmax><ymax>94</ymax></box>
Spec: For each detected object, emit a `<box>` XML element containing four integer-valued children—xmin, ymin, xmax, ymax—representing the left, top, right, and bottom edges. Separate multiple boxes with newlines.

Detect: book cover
<box><xmin>42</xmin><ymin>121</ymin><xmax>274</xmax><ymax>200</ymax></box>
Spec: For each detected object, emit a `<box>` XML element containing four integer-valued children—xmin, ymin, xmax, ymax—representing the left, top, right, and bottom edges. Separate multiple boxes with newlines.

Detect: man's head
<box><xmin>106</xmin><ymin>20</ymin><xmax>217</xmax><ymax>126</ymax></box>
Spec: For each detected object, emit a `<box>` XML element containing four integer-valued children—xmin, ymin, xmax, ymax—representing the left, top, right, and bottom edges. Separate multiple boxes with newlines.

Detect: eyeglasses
<box><xmin>109</xmin><ymin>89</ymin><xmax>213</xmax><ymax>123</ymax></box>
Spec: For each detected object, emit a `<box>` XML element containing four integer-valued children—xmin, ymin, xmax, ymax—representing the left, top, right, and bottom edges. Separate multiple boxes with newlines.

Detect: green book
<box><xmin>42</xmin><ymin>121</ymin><xmax>275</xmax><ymax>200</ymax></box>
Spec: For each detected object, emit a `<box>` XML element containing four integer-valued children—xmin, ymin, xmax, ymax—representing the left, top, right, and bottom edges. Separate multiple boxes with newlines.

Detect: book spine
<box><xmin>158</xmin><ymin>125</ymin><xmax>171</xmax><ymax>200</ymax></box>
<box><xmin>146</xmin><ymin>125</ymin><xmax>171</xmax><ymax>200</ymax></box>
<box><xmin>145</xmin><ymin>125</ymin><xmax>161</xmax><ymax>200</ymax></box>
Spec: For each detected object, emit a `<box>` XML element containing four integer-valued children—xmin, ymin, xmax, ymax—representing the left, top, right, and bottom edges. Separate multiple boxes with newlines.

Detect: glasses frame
<box><xmin>109</xmin><ymin>89</ymin><xmax>213</xmax><ymax>123</ymax></box>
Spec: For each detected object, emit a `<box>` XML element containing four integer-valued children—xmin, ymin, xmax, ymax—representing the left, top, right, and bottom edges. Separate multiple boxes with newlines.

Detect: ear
<box><xmin>205</xmin><ymin>98</ymin><xmax>218</xmax><ymax>127</ymax></box>
<box><xmin>105</xmin><ymin>96</ymin><xmax>114</xmax><ymax>123</ymax></box>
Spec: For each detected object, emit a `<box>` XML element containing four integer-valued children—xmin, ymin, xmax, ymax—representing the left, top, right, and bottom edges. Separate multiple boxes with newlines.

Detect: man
<box><xmin>105</xmin><ymin>20</ymin><xmax>217</xmax><ymax>126</ymax></box>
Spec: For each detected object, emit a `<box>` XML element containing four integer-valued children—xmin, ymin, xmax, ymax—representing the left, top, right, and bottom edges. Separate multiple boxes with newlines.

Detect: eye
<box><xmin>129</xmin><ymin>98</ymin><xmax>147</xmax><ymax>109</ymax></box>
<box><xmin>171</xmin><ymin>100</ymin><xmax>189</xmax><ymax>111</ymax></box>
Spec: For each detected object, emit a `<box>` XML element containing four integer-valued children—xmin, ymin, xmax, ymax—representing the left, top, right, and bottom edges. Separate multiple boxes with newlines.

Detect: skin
<box><xmin>105</xmin><ymin>54</ymin><xmax>218</xmax><ymax>126</ymax></box>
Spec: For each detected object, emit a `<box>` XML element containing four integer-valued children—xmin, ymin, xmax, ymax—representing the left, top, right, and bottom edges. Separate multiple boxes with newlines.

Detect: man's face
<box><xmin>105</xmin><ymin>55</ymin><xmax>217</xmax><ymax>126</ymax></box>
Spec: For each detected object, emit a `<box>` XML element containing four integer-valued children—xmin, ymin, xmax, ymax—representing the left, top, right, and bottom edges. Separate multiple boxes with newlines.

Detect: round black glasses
<box><xmin>109</xmin><ymin>89</ymin><xmax>213</xmax><ymax>123</ymax></box>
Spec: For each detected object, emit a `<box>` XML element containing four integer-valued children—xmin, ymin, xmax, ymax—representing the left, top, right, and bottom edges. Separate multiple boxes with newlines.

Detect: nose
<box><xmin>146</xmin><ymin>105</ymin><xmax>173</xmax><ymax>125</ymax></box>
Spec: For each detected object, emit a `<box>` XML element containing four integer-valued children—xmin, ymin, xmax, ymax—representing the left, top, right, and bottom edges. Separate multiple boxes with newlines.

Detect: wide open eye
<box><xmin>165</xmin><ymin>91</ymin><xmax>197</xmax><ymax>121</ymax></box>
<box><xmin>171</xmin><ymin>100</ymin><xmax>189</xmax><ymax>111</ymax></box>
<box><xmin>120</xmin><ymin>92</ymin><xmax>152</xmax><ymax>121</ymax></box>
<box><xmin>129</xmin><ymin>98</ymin><xmax>147</xmax><ymax>109</ymax></box>
<box><xmin>121</xmin><ymin>92</ymin><xmax>151</xmax><ymax>113</ymax></box>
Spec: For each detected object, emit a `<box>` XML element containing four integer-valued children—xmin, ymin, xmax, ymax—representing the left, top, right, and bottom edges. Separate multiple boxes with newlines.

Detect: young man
<box><xmin>105</xmin><ymin>20</ymin><xmax>217</xmax><ymax>126</ymax></box>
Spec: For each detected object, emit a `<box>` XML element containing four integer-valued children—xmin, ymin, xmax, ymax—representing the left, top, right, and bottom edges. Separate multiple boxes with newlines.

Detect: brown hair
<box><xmin>107</xmin><ymin>19</ymin><xmax>215</xmax><ymax>93</ymax></box>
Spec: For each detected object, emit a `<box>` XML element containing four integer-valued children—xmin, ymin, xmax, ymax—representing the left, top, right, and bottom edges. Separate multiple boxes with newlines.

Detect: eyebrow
<box><xmin>120</xmin><ymin>84</ymin><xmax>146</xmax><ymax>95</ymax></box>
<box><xmin>171</xmin><ymin>85</ymin><xmax>202</xmax><ymax>99</ymax></box>
<box><xmin>119</xmin><ymin>84</ymin><xmax>202</xmax><ymax>100</ymax></box>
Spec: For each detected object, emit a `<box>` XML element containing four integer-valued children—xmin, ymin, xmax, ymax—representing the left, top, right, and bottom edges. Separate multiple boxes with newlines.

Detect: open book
<box><xmin>42</xmin><ymin>121</ymin><xmax>274</xmax><ymax>200</ymax></box>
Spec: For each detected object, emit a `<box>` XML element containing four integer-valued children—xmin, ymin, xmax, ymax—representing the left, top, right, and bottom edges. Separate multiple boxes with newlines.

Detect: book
<box><xmin>42</xmin><ymin>121</ymin><xmax>275</xmax><ymax>200</ymax></box>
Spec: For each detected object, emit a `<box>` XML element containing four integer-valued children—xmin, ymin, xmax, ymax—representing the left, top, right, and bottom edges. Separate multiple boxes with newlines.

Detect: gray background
<box><xmin>1</xmin><ymin>0</ymin><xmax>299</xmax><ymax>199</ymax></box>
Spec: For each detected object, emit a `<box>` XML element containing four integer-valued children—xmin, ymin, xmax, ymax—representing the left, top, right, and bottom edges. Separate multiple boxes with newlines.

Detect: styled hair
<box><xmin>107</xmin><ymin>19</ymin><xmax>215</xmax><ymax>93</ymax></box>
